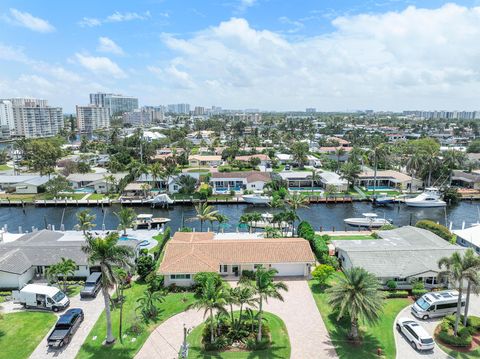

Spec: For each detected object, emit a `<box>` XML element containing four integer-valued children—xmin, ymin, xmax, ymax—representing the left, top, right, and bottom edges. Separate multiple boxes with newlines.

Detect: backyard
<box><xmin>187</xmin><ymin>312</ymin><xmax>291</xmax><ymax>359</ymax></box>
<box><xmin>0</xmin><ymin>311</ymin><xmax>57</xmax><ymax>359</ymax></box>
<box><xmin>76</xmin><ymin>282</ymin><xmax>194</xmax><ymax>359</ymax></box>
<box><xmin>309</xmin><ymin>279</ymin><xmax>410</xmax><ymax>359</ymax></box>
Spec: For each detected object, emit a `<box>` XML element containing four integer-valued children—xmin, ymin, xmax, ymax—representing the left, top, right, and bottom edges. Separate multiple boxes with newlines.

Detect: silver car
<box><xmin>396</xmin><ymin>317</ymin><xmax>435</xmax><ymax>351</ymax></box>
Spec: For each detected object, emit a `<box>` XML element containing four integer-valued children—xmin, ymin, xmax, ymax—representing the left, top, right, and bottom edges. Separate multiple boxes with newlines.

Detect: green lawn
<box><xmin>0</xmin><ymin>311</ymin><xmax>57</xmax><ymax>359</ymax></box>
<box><xmin>88</xmin><ymin>193</ymin><xmax>119</xmax><ymax>200</ymax></box>
<box><xmin>437</xmin><ymin>342</ymin><xmax>480</xmax><ymax>358</ymax></box>
<box><xmin>309</xmin><ymin>279</ymin><xmax>410</xmax><ymax>359</ymax></box>
<box><xmin>187</xmin><ymin>312</ymin><xmax>291</xmax><ymax>359</ymax></box>
<box><xmin>329</xmin><ymin>235</ymin><xmax>375</xmax><ymax>240</ymax></box>
<box><xmin>363</xmin><ymin>190</ymin><xmax>402</xmax><ymax>197</ymax></box>
<box><xmin>76</xmin><ymin>282</ymin><xmax>194</xmax><ymax>359</ymax></box>
<box><xmin>185</xmin><ymin>168</ymin><xmax>211</xmax><ymax>173</ymax></box>
<box><xmin>43</xmin><ymin>193</ymin><xmax>86</xmax><ymax>200</ymax></box>
<box><xmin>0</xmin><ymin>164</ymin><xmax>11</xmax><ymax>171</ymax></box>
<box><xmin>172</xmin><ymin>193</ymin><xmax>233</xmax><ymax>201</ymax></box>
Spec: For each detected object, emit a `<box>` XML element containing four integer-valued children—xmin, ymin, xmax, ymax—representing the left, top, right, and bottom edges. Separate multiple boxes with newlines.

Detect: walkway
<box><xmin>394</xmin><ymin>294</ymin><xmax>480</xmax><ymax>359</ymax></box>
<box><xmin>136</xmin><ymin>279</ymin><xmax>337</xmax><ymax>359</ymax></box>
<box><xmin>29</xmin><ymin>292</ymin><xmax>105</xmax><ymax>359</ymax></box>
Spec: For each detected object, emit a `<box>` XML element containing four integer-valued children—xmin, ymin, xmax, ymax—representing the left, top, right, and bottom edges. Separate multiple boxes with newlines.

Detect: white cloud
<box><xmin>150</xmin><ymin>5</ymin><xmax>480</xmax><ymax>110</ymax></box>
<box><xmin>6</xmin><ymin>8</ymin><xmax>55</xmax><ymax>33</ymax></box>
<box><xmin>78</xmin><ymin>11</ymin><xmax>150</xmax><ymax>27</ymax></box>
<box><xmin>97</xmin><ymin>37</ymin><xmax>124</xmax><ymax>55</ymax></box>
<box><xmin>236</xmin><ymin>0</ymin><xmax>257</xmax><ymax>13</ymax></box>
<box><xmin>75</xmin><ymin>53</ymin><xmax>126</xmax><ymax>78</ymax></box>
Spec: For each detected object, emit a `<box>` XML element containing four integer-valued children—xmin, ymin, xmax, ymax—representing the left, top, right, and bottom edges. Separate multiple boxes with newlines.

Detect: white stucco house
<box><xmin>210</xmin><ymin>171</ymin><xmax>271</xmax><ymax>192</ymax></box>
<box><xmin>67</xmin><ymin>172</ymin><xmax>128</xmax><ymax>193</ymax></box>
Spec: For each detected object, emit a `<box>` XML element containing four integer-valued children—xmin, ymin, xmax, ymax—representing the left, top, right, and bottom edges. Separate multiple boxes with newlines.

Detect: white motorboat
<box><xmin>147</xmin><ymin>193</ymin><xmax>174</xmax><ymax>205</ymax></box>
<box><xmin>242</xmin><ymin>193</ymin><xmax>272</xmax><ymax>205</ymax></box>
<box><xmin>133</xmin><ymin>214</ymin><xmax>171</xmax><ymax>229</ymax></box>
<box><xmin>404</xmin><ymin>188</ymin><xmax>446</xmax><ymax>208</ymax></box>
<box><xmin>372</xmin><ymin>192</ymin><xmax>395</xmax><ymax>205</ymax></box>
<box><xmin>344</xmin><ymin>213</ymin><xmax>391</xmax><ymax>228</ymax></box>
<box><xmin>250</xmin><ymin>213</ymin><xmax>289</xmax><ymax>229</ymax></box>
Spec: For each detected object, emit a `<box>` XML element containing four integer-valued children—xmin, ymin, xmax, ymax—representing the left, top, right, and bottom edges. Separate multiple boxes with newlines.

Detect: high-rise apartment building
<box><xmin>167</xmin><ymin>103</ymin><xmax>190</xmax><ymax>114</ymax></box>
<box><xmin>76</xmin><ymin>105</ymin><xmax>110</xmax><ymax>134</ymax></box>
<box><xmin>0</xmin><ymin>100</ymin><xmax>15</xmax><ymax>130</ymax></box>
<box><xmin>10</xmin><ymin>98</ymin><xmax>63</xmax><ymax>138</ymax></box>
<box><xmin>89</xmin><ymin>93</ymin><xmax>138</xmax><ymax>116</ymax></box>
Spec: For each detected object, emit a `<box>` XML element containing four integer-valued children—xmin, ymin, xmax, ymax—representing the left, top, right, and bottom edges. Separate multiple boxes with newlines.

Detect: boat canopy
<box><xmin>137</xmin><ymin>214</ymin><xmax>153</xmax><ymax>219</ymax></box>
<box><xmin>362</xmin><ymin>213</ymin><xmax>378</xmax><ymax>218</ymax></box>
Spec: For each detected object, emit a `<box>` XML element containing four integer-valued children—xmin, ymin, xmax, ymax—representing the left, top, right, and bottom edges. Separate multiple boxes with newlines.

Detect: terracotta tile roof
<box><xmin>235</xmin><ymin>154</ymin><xmax>270</xmax><ymax>161</ymax></box>
<box><xmin>159</xmin><ymin>233</ymin><xmax>315</xmax><ymax>274</ymax></box>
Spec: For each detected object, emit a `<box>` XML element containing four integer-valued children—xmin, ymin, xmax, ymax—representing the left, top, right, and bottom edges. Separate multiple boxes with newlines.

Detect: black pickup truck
<box><xmin>47</xmin><ymin>308</ymin><xmax>84</xmax><ymax>348</ymax></box>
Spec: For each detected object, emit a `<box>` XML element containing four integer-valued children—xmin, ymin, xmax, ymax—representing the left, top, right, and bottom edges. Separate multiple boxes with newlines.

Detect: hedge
<box><xmin>412</xmin><ymin>288</ymin><xmax>428</xmax><ymax>299</ymax></box>
<box><xmin>387</xmin><ymin>290</ymin><xmax>409</xmax><ymax>298</ymax></box>
<box><xmin>415</xmin><ymin>220</ymin><xmax>453</xmax><ymax>241</ymax></box>
<box><xmin>437</xmin><ymin>316</ymin><xmax>473</xmax><ymax>347</ymax></box>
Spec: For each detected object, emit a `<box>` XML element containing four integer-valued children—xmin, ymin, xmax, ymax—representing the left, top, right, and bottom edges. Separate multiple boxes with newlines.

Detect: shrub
<box><xmin>412</xmin><ymin>288</ymin><xmax>428</xmax><ymax>299</ymax></box>
<box><xmin>320</xmin><ymin>255</ymin><xmax>339</xmax><ymax>270</ymax></box>
<box><xmin>411</xmin><ymin>279</ymin><xmax>425</xmax><ymax>291</ymax></box>
<box><xmin>311</xmin><ymin>236</ymin><xmax>329</xmax><ymax>260</ymax></box>
<box><xmin>136</xmin><ymin>255</ymin><xmax>155</xmax><ymax>280</ymax></box>
<box><xmin>415</xmin><ymin>220</ymin><xmax>453</xmax><ymax>241</ymax></box>
<box><xmin>298</xmin><ymin>221</ymin><xmax>315</xmax><ymax>241</ymax></box>
<box><xmin>437</xmin><ymin>316</ymin><xmax>473</xmax><ymax>347</ymax></box>
<box><xmin>466</xmin><ymin>316</ymin><xmax>480</xmax><ymax>331</ymax></box>
<box><xmin>312</xmin><ymin>264</ymin><xmax>335</xmax><ymax>286</ymax></box>
<box><xmin>246</xmin><ymin>337</ymin><xmax>270</xmax><ymax>350</ymax></box>
<box><xmin>386</xmin><ymin>280</ymin><xmax>397</xmax><ymax>290</ymax></box>
<box><xmin>387</xmin><ymin>290</ymin><xmax>409</xmax><ymax>298</ymax></box>
<box><xmin>241</xmin><ymin>270</ymin><xmax>256</xmax><ymax>280</ymax></box>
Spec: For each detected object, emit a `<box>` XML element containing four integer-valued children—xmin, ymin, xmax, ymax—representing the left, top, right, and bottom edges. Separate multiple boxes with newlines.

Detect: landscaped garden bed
<box><xmin>435</xmin><ymin>315</ymin><xmax>480</xmax><ymax>358</ymax></box>
<box><xmin>187</xmin><ymin>311</ymin><xmax>290</xmax><ymax>359</ymax></box>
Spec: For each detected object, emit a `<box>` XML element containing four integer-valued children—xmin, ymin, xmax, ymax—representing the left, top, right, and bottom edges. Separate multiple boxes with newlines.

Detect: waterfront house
<box><xmin>278</xmin><ymin>171</ymin><xmax>319</xmax><ymax>189</ymax></box>
<box><xmin>210</xmin><ymin>172</ymin><xmax>271</xmax><ymax>193</ymax></box>
<box><xmin>318</xmin><ymin>171</ymin><xmax>349</xmax><ymax>192</ymax></box>
<box><xmin>67</xmin><ymin>172</ymin><xmax>128</xmax><ymax>193</ymax></box>
<box><xmin>332</xmin><ymin>226</ymin><xmax>468</xmax><ymax>289</ymax></box>
<box><xmin>453</xmin><ymin>225</ymin><xmax>480</xmax><ymax>254</ymax></box>
<box><xmin>355</xmin><ymin>169</ymin><xmax>422</xmax><ymax>191</ymax></box>
<box><xmin>234</xmin><ymin>154</ymin><xmax>271</xmax><ymax>167</ymax></box>
<box><xmin>158</xmin><ymin>232</ymin><xmax>316</xmax><ymax>287</ymax></box>
<box><xmin>0</xmin><ymin>230</ymin><xmax>139</xmax><ymax>289</ymax></box>
<box><xmin>317</xmin><ymin>146</ymin><xmax>352</xmax><ymax>162</ymax></box>
<box><xmin>0</xmin><ymin>175</ymin><xmax>51</xmax><ymax>194</ymax></box>
<box><xmin>188</xmin><ymin>155</ymin><xmax>222</xmax><ymax>167</ymax></box>
<box><xmin>451</xmin><ymin>170</ymin><xmax>480</xmax><ymax>190</ymax></box>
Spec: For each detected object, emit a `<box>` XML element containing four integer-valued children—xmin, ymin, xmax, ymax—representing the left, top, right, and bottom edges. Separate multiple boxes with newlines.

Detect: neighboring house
<box><xmin>307</xmin><ymin>155</ymin><xmax>321</xmax><ymax>168</ymax></box>
<box><xmin>326</xmin><ymin>136</ymin><xmax>351</xmax><ymax>147</ymax></box>
<box><xmin>318</xmin><ymin>171</ymin><xmax>349</xmax><ymax>192</ymax></box>
<box><xmin>67</xmin><ymin>172</ymin><xmax>128</xmax><ymax>193</ymax></box>
<box><xmin>278</xmin><ymin>171</ymin><xmax>318</xmax><ymax>188</ymax></box>
<box><xmin>356</xmin><ymin>169</ymin><xmax>422</xmax><ymax>191</ymax></box>
<box><xmin>234</xmin><ymin>154</ymin><xmax>271</xmax><ymax>167</ymax></box>
<box><xmin>275</xmin><ymin>154</ymin><xmax>293</xmax><ymax>164</ymax></box>
<box><xmin>451</xmin><ymin>170</ymin><xmax>480</xmax><ymax>190</ymax></box>
<box><xmin>158</xmin><ymin>232</ymin><xmax>316</xmax><ymax>287</ymax></box>
<box><xmin>188</xmin><ymin>155</ymin><xmax>222</xmax><ymax>167</ymax></box>
<box><xmin>454</xmin><ymin>225</ymin><xmax>480</xmax><ymax>254</ymax></box>
<box><xmin>210</xmin><ymin>172</ymin><xmax>271</xmax><ymax>192</ymax></box>
<box><xmin>317</xmin><ymin>146</ymin><xmax>352</xmax><ymax>162</ymax></box>
<box><xmin>332</xmin><ymin>226</ymin><xmax>468</xmax><ymax>289</ymax></box>
<box><xmin>0</xmin><ymin>230</ymin><xmax>139</xmax><ymax>289</ymax></box>
<box><xmin>186</xmin><ymin>130</ymin><xmax>215</xmax><ymax>145</ymax></box>
<box><xmin>0</xmin><ymin>175</ymin><xmax>51</xmax><ymax>194</ymax></box>
<box><xmin>135</xmin><ymin>173</ymin><xmax>187</xmax><ymax>193</ymax></box>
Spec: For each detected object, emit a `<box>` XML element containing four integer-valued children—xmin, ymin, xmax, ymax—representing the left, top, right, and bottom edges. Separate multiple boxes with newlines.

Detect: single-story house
<box><xmin>67</xmin><ymin>172</ymin><xmax>128</xmax><ymax>193</ymax></box>
<box><xmin>0</xmin><ymin>230</ymin><xmax>139</xmax><ymax>289</ymax></box>
<box><xmin>134</xmin><ymin>173</ymin><xmax>189</xmax><ymax>193</ymax></box>
<box><xmin>188</xmin><ymin>155</ymin><xmax>222</xmax><ymax>167</ymax></box>
<box><xmin>454</xmin><ymin>225</ymin><xmax>480</xmax><ymax>254</ymax></box>
<box><xmin>355</xmin><ymin>169</ymin><xmax>422</xmax><ymax>191</ymax></box>
<box><xmin>451</xmin><ymin>170</ymin><xmax>480</xmax><ymax>190</ymax></box>
<box><xmin>307</xmin><ymin>155</ymin><xmax>322</xmax><ymax>168</ymax></box>
<box><xmin>317</xmin><ymin>146</ymin><xmax>352</xmax><ymax>162</ymax></box>
<box><xmin>318</xmin><ymin>171</ymin><xmax>349</xmax><ymax>192</ymax></box>
<box><xmin>210</xmin><ymin>172</ymin><xmax>271</xmax><ymax>192</ymax></box>
<box><xmin>278</xmin><ymin>171</ymin><xmax>318</xmax><ymax>188</ymax></box>
<box><xmin>234</xmin><ymin>154</ymin><xmax>271</xmax><ymax>166</ymax></box>
<box><xmin>332</xmin><ymin>226</ymin><xmax>468</xmax><ymax>289</ymax></box>
<box><xmin>326</xmin><ymin>136</ymin><xmax>351</xmax><ymax>147</ymax></box>
<box><xmin>0</xmin><ymin>175</ymin><xmax>51</xmax><ymax>194</ymax></box>
<box><xmin>275</xmin><ymin>154</ymin><xmax>293</xmax><ymax>164</ymax></box>
<box><xmin>158</xmin><ymin>232</ymin><xmax>316</xmax><ymax>287</ymax></box>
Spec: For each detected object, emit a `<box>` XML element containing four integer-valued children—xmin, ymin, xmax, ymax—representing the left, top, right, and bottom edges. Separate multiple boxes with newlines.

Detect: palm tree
<box><xmin>75</xmin><ymin>209</ymin><xmax>96</xmax><ymax>234</ymax></box>
<box><xmin>285</xmin><ymin>192</ymin><xmax>309</xmax><ymax>235</ymax></box>
<box><xmin>161</xmin><ymin>157</ymin><xmax>179</xmax><ymax>193</ymax></box>
<box><xmin>335</xmin><ymin>147</ymin><xmax>346</xmax><ymax>172</ymax></box>
<box><xmin>460</xmin><ymin>250</ymin><xmax>480</xmax><ymax>327</ymax></box>
<box><xmin>250</xmin><ymin>212</ymin><xmax>262</xmax><ymax>233</ymax></box>
<box><xmin>56</xmin><ymin>258</ymin><xmax>77</xmax><ymax>292</ymax></box>
<box><xmin>234</xmin><ymin>286</ymin><xmax>258</xmax><ymax>330</ymax></box>
<box><xmin>246</xmin><ymin>266</ymin><xmax>288</xmax><ymax>341</ymax></box>
<box><xmin>326</xmin><ymin>267</ymin><xmax>385</xmax><ymax>341</ymax></box>
<box><xmin>340</xmin><ymin>161</ymin><xmax>361</xmax><ymax>189</ymax></box>
<box><xmin>140</xmin><ymin>183</ymin><xmax>151</xmax><ymax>198</ymax></box>
<box><xmin>438</xmin><ymin>249</ymin><xmax>480</xmax><ymax>335</ymax></box>
<box><xmin>214</xmin><ymin>213</ymin><xmax>229</xmax><ymax>233</ymax></box>
<box><xmin>114</xmin><ymin>207</ymin><xmax>137</xmax><ymax>235</ymax></box>
<box><xmin>113</xmin><ymin>267</ymin><xmax>128</xmax><ymax>343</ymax></box>
<box><xmin>149</xmin><ymin>162</ymin><xmax>164</xmax><ymax>190</ymax></box>
<box><xmin>192</xmin><ymin>203</ymin><xmax>218</xmax><ymax>232</ymax></box>
<box><xmin>368</xmin><ymin>144</ymin><xmax>389</xmax><ymax>197</ymax></box>
<box><xmin>290</xmin><ymin>142</ymin><xmax>309</xmax><ymax>169</ymax></box>
<box><xmin>188</xmin><ymin>276</ymin><xmax>227</xmax><ymax>343</ymax></box>
<box><xmin>136</xmin><ymin>290</ymin><xmax>165</xmax><ymax>322</ymax></box>
<box><xmin>82</xmin><ymin>232</ymin><xmax>134</xmax><ymax>344</ymax></box>
<box><xmin>103</xmin><ymin>174</ymin><xmax>118</xmax><ymax>195</ymax></box>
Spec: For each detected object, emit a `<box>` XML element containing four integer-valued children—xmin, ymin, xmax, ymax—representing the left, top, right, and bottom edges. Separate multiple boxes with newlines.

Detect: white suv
<box><xmin>396</xmin><ymin>317</ymin><xmax>435</xmax><ymax>351</ymax></box>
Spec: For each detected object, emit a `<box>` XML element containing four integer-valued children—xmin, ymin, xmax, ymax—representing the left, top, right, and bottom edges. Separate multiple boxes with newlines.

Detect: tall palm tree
<box><xmin>335</xmin><ymin>147</ymin><xmax>346</xmax><ymax>172</ymax></box>
<box><xmin>82</xmin><ymin>232</ymin><xmax>134</xmax><ymax>344</ymax></box>
<box><xmin>233</xmin><ymin>286</ymin><xmax>258</xmax><ymax>330</ymax></box>
<box><xmin>340</xmin><ymin>161</ymin><xmax>362</xmax><ymax>189</ymax></box>
<box><xmin>326</xmin><ymin>267</ymin><xmax>385</xmax><ymax>341</ymax></box>
<box><xmin>103</xmin><ymin>174</ymin><xmax>118</xmax><ymax>195</ymax></box>
<box><xmin>246</xmin><ymin>266</ymin><xmax>288</xmax><ymax>341</ymax></box>
<box><xmin>192</xmin><ymin>203</ymin><xmax>218</xmax><ymax>232</ymax></box>
<box><xmin>214</xmin><ymin>213</ymin><xmax>229</xmax><ymax>233</ymax></box>
<box><xmin>285</xmin><ymin>192</ymin><xmax>309</xmax><ymax>235</ymax></box>
<box><xmin>460</xmin><ymin>250</ymin><xmax>480</xmax><ymax>327</ymax></box>
<box><xmin>188</xmin><ymin>276</ymin><xmax>227</xmax><ymax>343</ymax></box>
<box><xmin>149</xmin><ymin>162</ymin><xmax>164</xmax><ymax>190</ymax></box>
<box><xmin>368</xmin><ymin>144</ymin><xmax>389</xmax><ymax>197</ymax></box>
<box><xmin>114</xmin><ymin>207</ymin><xmax>137</xmax><ymax>235</ymax></box>
<box><xmin>76</xmin><ymin>209</ymin><xmax>96</xmax><ymax>234</ymax></box>
<box><xmin>136</xmin><ymin>290</ymin><xmax>165</xmax><ymax>322</ymax></box>
<box><xmin>438</xmin><ymin>249</ymin><xmax>480</xmax><ymax>335</ymax></box>
<box><xmin>250</xmin><ymin>212</ymin><xmax>263</xmax><ymax>233</ymax></box>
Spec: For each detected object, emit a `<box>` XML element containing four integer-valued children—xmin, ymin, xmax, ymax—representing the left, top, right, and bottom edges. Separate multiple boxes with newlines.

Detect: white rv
<box><xmin>412</xmin><ymin>290</ymin><xmax>465</xmax><ymax>320</ymax></box>
<box><xmin>13</xmin><ymin>284</ymin><xmax>70</xmax><ymax>312</ymax></box>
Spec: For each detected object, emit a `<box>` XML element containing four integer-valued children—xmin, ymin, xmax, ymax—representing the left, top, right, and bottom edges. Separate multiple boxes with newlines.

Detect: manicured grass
<box><xmin>364</xmin><ymin>190</ymin><xmax>402</xmax><ymax>196</ymax></box>
<box><xmin>0</xmin><ymin>311</ymin><xmax>57</xmax><ymax>359</ymax></box>
<box><xmin>76</xmin><ymin>282</ymin><xmax>194</xmax><ymax>359</ymax></box>
<box><xmin>185</xmin><ymin>168</ymin><xmax>211</xmax><ymax>173</ymax></box>
<box><xmin>437</xmin><ymin>342</ymin><xmax>480</xmax><ymax>358</ymax></box>
<box><xmin>88</xmin><ymin>193</ymin><xmax>119</xmax><ymax>200</ymax></box>
<box><xmin>172</xmin><ymin>193</ymin><xmax>233</xmax><ymax>201</ymax></box>
<box><xmin>0</xmin><ymin>193</ymin><xmax>38</xmax><ymax>202</ymax></box>
<box><xmin>309</xmin><ymin>279</ymin><xmax>410</xmax><ymax>359</ymax></box>
<box><xmin>330</xmin><ymin>235</ymin><xmax>375</xmax><ymax>240</ymax></box>
<box><xmin>0</xmin><ymin>164</ymin><xmax>11</xmax><ymax>171</ymax></box>
<box><xmin>44</xmin><ymin>193</ymin><xmax>86</xmax><ymax>200</ymax></box>
<box><xmin>187</xmin><ymin>312</ymin><xmax>291</xmax><ymax>359</ymax></box>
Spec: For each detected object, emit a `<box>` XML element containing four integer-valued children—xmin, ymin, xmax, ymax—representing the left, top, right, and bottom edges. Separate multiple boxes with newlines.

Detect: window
<box><xmin>219</xmin><ymin>265</ymin><xmax>228</xmax><ymax>273</ymax></box>
<box><xmin>171</xmin><ymin>274</ymin><xmax>191</xmax><ymax>280</ymax></box>
<box><xmin>436</xmin><ymin>302</ymin><xmax>457</xmax><ymax>310</ymax></box>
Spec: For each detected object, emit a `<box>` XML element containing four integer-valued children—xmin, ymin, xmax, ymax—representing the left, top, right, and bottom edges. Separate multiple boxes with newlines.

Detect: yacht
<box><xmin>242</xmin><ymin>193</ymin><xmax>272</xmax><ymax>205</ymax></box>
<box><xmin>404</xmin><ymin>188</ymin><xmax>446</xmax><ymax>208</ymax></box>
<box><xmin>250</xmin><ymin>213</ymin><xmax>289</xmax><ymax>229</ymax></box>
<box><xmin>372</xmin><ymin>192</ymin><xmax>395</xmax><ymax>205</ymax></box>
<box><xmin>344</xmin><ymin>213</ymin><xmax>391</xmax><ymax>228</ymax></box>
<box><xmin>133</xmin><ymin>214</ymin><xmax>171</xmax><ymax>229</ymax></box>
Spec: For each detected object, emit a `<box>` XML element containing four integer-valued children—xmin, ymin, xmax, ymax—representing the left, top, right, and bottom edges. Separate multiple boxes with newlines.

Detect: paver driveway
<box><xmin>136</xmin><ymin>279</ymin><xmax>337</xmax><ymax>359</ymax></box>
<box><xmin>29</xmin><ymin>292</ymin><xmax>105</xmax><ymax>359</ymax></box>
<box><xmin>394</xmin><ymin>294</ymin><xmax>480</xmax><ymax>359</ymax></box>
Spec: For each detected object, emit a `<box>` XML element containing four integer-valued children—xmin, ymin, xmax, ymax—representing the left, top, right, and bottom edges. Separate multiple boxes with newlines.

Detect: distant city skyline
<box><xmin>1</xmin><ymin>1</ymin><xmax>480</xmax><ymax>112</ymax></box>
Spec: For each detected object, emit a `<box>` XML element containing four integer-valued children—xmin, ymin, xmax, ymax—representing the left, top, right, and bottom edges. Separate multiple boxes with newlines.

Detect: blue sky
<box><xmin>1</xmin><ymin>0</ymin><xmax>480</xmax><ymax>112</ymax></box>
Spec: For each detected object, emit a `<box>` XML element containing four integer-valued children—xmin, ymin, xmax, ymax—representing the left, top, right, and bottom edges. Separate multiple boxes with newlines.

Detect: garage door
<box><xmin>271</xmin><ymin>263</ymin><xmax>305</xmax><ymax>276</ymax></box>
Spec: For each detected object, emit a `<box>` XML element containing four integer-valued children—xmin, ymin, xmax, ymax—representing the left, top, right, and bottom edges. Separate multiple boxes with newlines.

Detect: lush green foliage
<box><xmin>416</xmin><ymin>219</ymin><xmax>453</xmax><ymax>241</ymax></box>
<box><xmin>386</xmin><ymin>290</ymin><xmax>409</xmax><ymax>298</ymax></box>
<box><xmin>311</xmin><ymin>264</ymin><xmax>335</xmax><ymax>286</ymax></box>
<box><xmin>136</xmin><ymin>255</ymin><xmax>155</xmax><ymax>281</ymax></box>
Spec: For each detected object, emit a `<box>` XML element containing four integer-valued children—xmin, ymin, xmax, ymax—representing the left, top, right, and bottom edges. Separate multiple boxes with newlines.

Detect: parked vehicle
<box><xmin>411</xmin><ymin>290</ymin><xmax>465</xmax><ymax>320</ymax></box>
<box><xmin>396</xmin><ymin>317</ymin><xmax>435</xmax><ymax>351</ymax></box>
<box><xmin>47</xmin><ymin>308</ymin><xmax>84</xmax><ymax>348</ymax></box>
<box><xmin>13</xmin><ymin>284</ymin><xmax>69</xmax><ymax>312</ymax></box>
<box><xmin>80</xmin><ymin>272</ymin><xmax>102</xmax><ymax>298</ymax></box>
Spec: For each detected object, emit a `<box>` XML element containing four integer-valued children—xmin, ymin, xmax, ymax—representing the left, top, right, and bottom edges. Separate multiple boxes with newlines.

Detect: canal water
<box><xmin>0</xmin><ymin>201</ymin><xmax>478</xmax><ymax>234</ymax></box>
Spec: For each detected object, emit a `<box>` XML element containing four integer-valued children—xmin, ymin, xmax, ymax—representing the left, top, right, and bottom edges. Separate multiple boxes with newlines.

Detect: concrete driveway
<box><xmin>29</xmin><ymin>292</ymin><xmax>105</xmax><ymax>359</ymax></box>
<box><xmin>394</xmin><ymin>294</ymin><xmax>480</xmax><ymax>359</ymax></box>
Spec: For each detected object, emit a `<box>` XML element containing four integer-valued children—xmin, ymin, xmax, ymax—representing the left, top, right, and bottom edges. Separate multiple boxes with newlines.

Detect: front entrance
<box><xmin>232</xmin><ymin>265</ymin><xmax>239</xmax><ymax>277</ymax></box>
